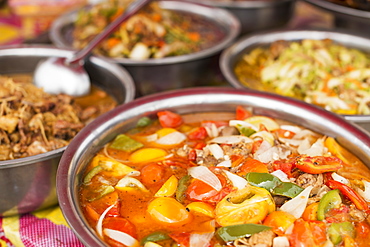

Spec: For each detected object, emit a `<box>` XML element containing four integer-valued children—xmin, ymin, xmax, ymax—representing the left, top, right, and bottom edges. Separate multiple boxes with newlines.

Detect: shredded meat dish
<box><xmin>0</xmin><ymin>76</ymin><xmax>116</xmax><ymax>160</ymax></box>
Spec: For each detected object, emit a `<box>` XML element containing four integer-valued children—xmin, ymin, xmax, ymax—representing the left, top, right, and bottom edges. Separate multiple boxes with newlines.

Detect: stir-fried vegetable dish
<box><xmin>0</xmin><ymin>75</ymin><xmax>116</xmax><ymax>160</ymax></box>
<box><xmin>80</xmin><ymin>106</ymin><xmax>370</xmax><ymax>247</ymax></box>
<box><xmin>234</xmin><ymin>39</ymin><xmax>370</xmax><ymax>115</ymax></box>
<box><xmin>72</xmin><ymin>0</ymin><xmax>226</xmax><ymax>60</ymax></box>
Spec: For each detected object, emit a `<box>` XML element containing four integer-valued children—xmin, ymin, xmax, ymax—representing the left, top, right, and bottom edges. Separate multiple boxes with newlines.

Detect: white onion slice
<box><xmin>104</xmin><ymin>228</ymin><xmax>139</xmax><ymax>247</ymax></box>
<box><xmin>271</xmin><ymin>170</ymin><xmax>290</xmax><ymax>182</ymax></box>
<box><xmin>216</xmin><ymin>160</ymin><xmax>232</xmax><ymax>168</ymax></box>
<box><xmin>146</xmin><ymin>133</ymin><xmax>158</xmax><ymax>142</ymax></box>
<box><xmin>96</xmin><ymin>204</ymin><xmax>116</xmax><ymax>237</ymax></box>
<box><xmin>116</xmin><ymin>177</ymin><xmax>148</xmax><ymax>191</ymax></box>
<box><xmin>188</xmin><ymin>166</ymin><xmax>222</xmax><ymax>191</ymax></box>
<box><xmin>331</xmin><ymin>172</ymin><xmax>349</xmax><ymax>185</ymax></box>
<box><xmin>273</xmin><ymin>236</ymin><xmax>290</xmax><ymax>247</ymax></box>
<box><xmin>357</xmin><ymin>180</ymin><xmax>370</xmax><ymax>202</ymax></box>
<box><xmin>189</xmin><ymin>232</ymin><xmax>214</xmax><ymax>247</ymax></box>
<box><xmin>156</xmin><ymin>131</ymin><xmax>186</xmax><ymax>145</ymax></box>
<box><xmin>229</xmin><ymin>120</ymin><xmax>258</xmax><ymax>131</ymax></box>
<box><xmin>209</xmin><ymin>135</ymin><xmax>253</xmax><ymax>144</ymax></box>
<box><xmin>208</xmin><ymin>144</ymin><xmax>224</xmax><ymax>160</ymax></box>
<box><xmin>224</xmin><ymin>170</ymin><xmax>248</xmax><ymax>190</ymax></box>
<box><xmin>280</xmin><ymin>125</ymin><xmax>301</xmax><ymax>133</ymax></box>
<box><xmin>299</xmin><ymin>138</ymin><xmax>327</xmax><ymax>156</ymax></box>
<box><xmin>280</xmin><ymin>186</ymin><xmax>313</xmax><ymax>218</ymax></box>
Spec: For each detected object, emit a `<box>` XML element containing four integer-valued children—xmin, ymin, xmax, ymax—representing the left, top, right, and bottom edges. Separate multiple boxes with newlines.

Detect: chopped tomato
<box><xmin>273</xmin><ymin>128</ymin><xmax>296</xmax><ymax>139</ymax></box>
<box><xmin>157</xmin><ymin>111</ymin><xmax>183</xmax><ymax>128</ymax></box>
<box><xmin>188</xmin><ymin>127</ymin><xmax>207</xmax><ymax>140</ymax></box>
<box><xmin>186</xmin><ymin>174</ymin><xmax>232</xmax><ymax>203</ymax></box>
<box><xmin>251</xmin><ymin>139</ymin><xmax>263</xmax><ymax>154</ymax></box>
<box><xmin>141</xmin><ymin>163</ymin><xmax>166</xmax><ymax>185</ymax></box>
<box><xmin>289</xmin><ymin>219</ymin><xmax>327</xmax><ymax>247</ymax></box>
<box><xmin>272</xmin><ymin>159</ymin><xmax>295</xmax><ymax>178</ymax></box>
<box><xmin>236</xmin><ymin>105</ymin><xmax>252</xmax><ymax>120</ymax></box>
<box><xmin>237</xmin><ymin>157</ymin><xmax>269</xmax><ymax>176</ymax></box>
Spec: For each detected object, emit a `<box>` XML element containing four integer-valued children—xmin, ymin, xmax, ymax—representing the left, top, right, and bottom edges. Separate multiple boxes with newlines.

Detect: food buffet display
<box><xmin>1</xmin><ymin>0</ymin><xmax>370</xmax><ymax>247</ymax></box>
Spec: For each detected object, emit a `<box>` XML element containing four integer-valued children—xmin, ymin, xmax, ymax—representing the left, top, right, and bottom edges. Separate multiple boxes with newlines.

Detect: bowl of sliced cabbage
<box><xmin>220</xmin><ymin>29</ymin><xmax>370</xmax><ymax>132</ymax></box>
<box><xmin>57</xmin><ymin>87</ymin><xmax>370</xmax><ymax>247</ymax></box>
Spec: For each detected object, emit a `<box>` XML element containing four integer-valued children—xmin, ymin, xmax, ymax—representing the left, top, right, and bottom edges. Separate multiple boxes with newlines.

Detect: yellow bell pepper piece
<box><xmin>144</xmin><ymin>242</ymin><xmax>162</xmax><ymax>247</ymax></box>
<box><xmin>129</xmin><ymin>148</ymin><xmax>167</xmax><ymax>163</ymax></box>
<box><xmin>186</xmin><ymin>202</ymin><xmax>215</xmax><ymax>218</ymax></box>
<box><xmin>215</xmin><ymin>185</ymin><xmax>275</xmax><ymax>226</ymax></box>
<box><xmin>156</xmin><ymin>128</ymin><xmax>177</xmax><ymax>138</ymax></box>
<box><xmin>155</xmin><ymin>175</ymin><xmax>178</xmax><ymax>197</ymax></box>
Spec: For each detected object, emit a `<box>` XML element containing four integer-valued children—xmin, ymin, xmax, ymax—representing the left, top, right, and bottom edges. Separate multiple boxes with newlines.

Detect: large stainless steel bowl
<box><xmin>219</xmin><ymin>29</ymin><xmax>370</xmax><ymax>132</ymax></box>
<box><xmin>189</xmin><ymin>0</ymin><xmax>296</xmax><ymax>35</ymax></box>
<box><xmin>0</xmin><ymin>45</ymin><xmax>135</xmax><ymax>217</ymax></box>
<box><xmin>303</xmin><ymin>0</ymin><xmax>370</xmax><ymax>31</ymax></box>
<box><xmin>49</xmin><ymin>0</ymin><xmax>241</xmax><ymax>96</ymax></box>
<box><xmin>57</xmin><ymin>87</ymin><xmax>370</xmax><ymax>247</ymax></box>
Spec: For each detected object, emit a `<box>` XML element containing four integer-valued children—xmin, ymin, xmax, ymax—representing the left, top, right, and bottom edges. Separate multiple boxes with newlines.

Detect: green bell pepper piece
<box><xmin>137</xmin><ymin>116</ymin><xmax>152</xmax><ymax>127</ymax></box>
<box><xmin>83</xmin><ymin>165</ymin><xmax>104</xmax><ymax>184</ymax></box>
<box><xmin>87</xmin><ymin>185</ymin><xmax>115</xmax><ymax>202</ymax></box>
<box><xmin>317</xmin><ymin>189</ymin><xmax>342</xmax><ymax>221</ymax></box>
<box><xmin>246</xmin><ymin>172</ymin><xmax>280</xmax><ymax>191</ymax></box>
<box><xmin>328</xmin><ymin>222</ymin><xmax>355</xmax><ymax>245</ymax></box>
<box><xmin>273</xmin><ymin>182</ymin><xmax>304</xmax><ymax>198</ymax></box>
<box><xmin>176</xmin><ymin>175</ymin><xmax>191</xmax><ymax>203</ymax></box>
<box><xmin>109</xmin><ymin>134</ymin><xmax>143</xmax><ymax>152</ymax></box>
<box><xmin>140</xmin><ymin>231</ymin><xmax>170</xmax><ymax>245</ymax></box>
<box><xmin>238</xmin><ymin>126</ymin><xmax>256</xmax><ymax>137</ymax></box>
<box><xmin>216</xmin><ymin>224</ymin><xmax>271</xmax><ymax>242</ymax></box>
<box><xmin>245</xmin><ymin>172</ymin><xmax>303</xmax><ymax>198</ymax></box>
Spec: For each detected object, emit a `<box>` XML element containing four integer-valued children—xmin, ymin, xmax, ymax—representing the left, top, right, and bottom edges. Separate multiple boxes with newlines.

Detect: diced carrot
<box><xmin>151</xmin><ymin>13</ymin><xmax>162</xmax><ymax>22</ymax></box>
<box><xmin>188</xmin><ymin>32</ymin><xmax>200</xmax><ymax>42</ymax></box>
<box><xmin>106</xmin><ymin>38</ymin><xmax>121</xmax><ymax>49</ymax></box>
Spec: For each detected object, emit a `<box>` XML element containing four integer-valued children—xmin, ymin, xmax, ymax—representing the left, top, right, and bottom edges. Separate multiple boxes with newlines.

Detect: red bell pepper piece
<box><xmin>295</xmin><ymin>155</ymin><xmax>343</xmax><ymax>174</ymax></box>
<box><xmin>236</xmin><ymin>105</ymin><xmax>252</xmax><ymax>120</ymax></box>
<box><xmin>188</xmin><ymin>126</ymin><xmax>207</xmax><ymax>140</ymax></box>
<box><xmin>157</xmin><ymin>111</ymin><xmax>183</xmax><ymax>128</ymax></box>
<box><xmin>326</xmin><ymin>180</ymin><xmax>369</xmax><ymax>211</ymax></box>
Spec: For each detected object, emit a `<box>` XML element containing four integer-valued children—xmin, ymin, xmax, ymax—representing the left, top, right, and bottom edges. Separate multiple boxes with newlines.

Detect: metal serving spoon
<box><xmin>34</xmin><ymin>0</ymin><xmax>151</xmax><ymax>96</ymax></box>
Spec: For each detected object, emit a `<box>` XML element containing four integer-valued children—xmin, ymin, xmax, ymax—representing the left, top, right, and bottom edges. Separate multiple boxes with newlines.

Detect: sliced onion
<box><xmin>297</xmin><ymin>138</ymin><xmax>311</xmax><ymax>153</ymax></box>
<box><xmin>209</xmin><ymin>135</ymin><xmax>253</xmax><ymax>144</ymax></box>
<box><xmin>280</xmin><ymin>137</ymin><xmax>308</xmax><ymax>147</ymax></box>
<box><xmin>189</xmin><ymin>232</ymin><xmax>214</xmax><ymax>247</ymax></box>
<box><xmin>271</xmin><ymin>170</ymin><xmax>290</xmax><ymax>182</ymax></box>
<box><xmin>188</xmin><ymin>166</ymin><xmax>222</xmax><ymax>191</ymax></box>
<box><xmin>96</xmin><ymin>204</ymin><xmax>116</xmax><ymax>237</ymax></box>
<box><xmin>208</xmin><ymin>144</ymin><xmax>224</xmax><ymax>160</ymax></box>
<box><xmin>204</xmin><ymin>123</ymin><xmax>219</xmax><ymax>138</ymax></box>
<box><xmin>357</xmin><ymin>180</ymin><xmax>370</xmax><ymax>202</ymax></box>
<box><xmin>280</xmin><ymin>185</ymin><xmax>313</xmax><ymax>218</ymax></box>
<box><xmin>273</xmin><ymin>236</ymin><xmax>290</xmax><ymax>247</ymax></box>
<box><xmin>299</xmin><ymin>138</ymin><xmax>327</xmax><ymax>156</ymax></box>
<box><xmin>293</xmin><ymin>129</ymin><xmax>316</xmax><ymax>139</ymax></box>
<box><xmin>250</xmin><ymin>131</ymin><xmax>275</xmax><ymax>146</ymax></box>
<box><xmin>156</xmin><ymin>131</ymin><xmax>186</xmax><ymax>145</ymax></box>
<box><xmin>229</xmin><ymin>120</ymin><xmax>258</xmax><ymax>131</ymax></box>
<box><xmin>254</xmin><ymin>140</ymin><xmax>272</xmax><ymax>156</ymax></box>
<box><xmin>216</xmin><ymin>160</ymin><xmax>232</xmax><ymax>168</ymax></box>
<box><xmin>146</xmin><ymin>133</ymin><xmax>158</xmax><ymax>142</ymax></box>
<box><xmin>115</xmin><ymin>177</ymin><xmax>148</xmax><ymax>192</ymax></box>
<box><xmin>104</xmin><ymin>228</ymin><xmax>139</xmax><ymax>247</ymax></box>
<box><xmin>224</xmin><ymin>170</ymin><xmax>248</xmax><ymax>190</ymax></box>
<box><xmin>331</xmin><ymin>172</ymin><xmax>349</xmax><ymax>185</ymax></box>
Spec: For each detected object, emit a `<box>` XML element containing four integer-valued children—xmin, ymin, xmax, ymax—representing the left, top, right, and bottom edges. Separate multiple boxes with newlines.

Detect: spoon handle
<box><xmin>67</xmin><ymin>0</ymin><xmax>152</xmax><ymax>64</ymax></box>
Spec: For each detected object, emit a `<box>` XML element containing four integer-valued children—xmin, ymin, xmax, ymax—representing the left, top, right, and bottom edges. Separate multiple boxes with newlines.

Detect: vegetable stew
<box><xmin>79</xmin><ymin>106</ymin><xmax>370</xmax><ymax>246</ymax></box>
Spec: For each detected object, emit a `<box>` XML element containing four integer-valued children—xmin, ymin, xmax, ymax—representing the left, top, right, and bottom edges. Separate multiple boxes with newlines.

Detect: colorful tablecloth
<box><xmin>0</xmin><ymin>206</ymin><xmax>83</xmax><ymax>247</ymax></box>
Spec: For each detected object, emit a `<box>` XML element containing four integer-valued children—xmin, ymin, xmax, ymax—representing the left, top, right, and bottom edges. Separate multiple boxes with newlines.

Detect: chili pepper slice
<box><xmin>245</xmin><ymin>172</ymin><xmax>303</xmax><ymax>198</ymax></box>
<box><xmin>326</xmin><ymin>180</ymin><xmax>369</xmax><ymax>211</ymax></box>
<box><xmin>317</xmin><ymin>189</ymin><xmax>342</xmax><ymax>221</ymax></box>
<box><xmin>216</xmin><ymin>224</ymin><xmax>271</xmax><ymax>242</ymax></box>
<box><xmin>328</xmin><ymin>222</ymin><xmax>355</xmax><ymax>245</ymax></box>
<box><xmin>295</xmin><ymin>155</ymin><xmax>343</xmax><ymax>174</ymax></box>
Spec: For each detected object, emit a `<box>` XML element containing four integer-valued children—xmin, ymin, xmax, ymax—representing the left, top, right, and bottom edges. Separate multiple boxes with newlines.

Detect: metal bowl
<box><xmin>219</xmin><ymin>29</ymin><xmax>370</xmax><ymax>132</ymax></box>
<box><xmin>188</xmin><ymin>0</ymin><xmax>296</xmax><ymax>35</ymax></box>
<box><xmin>0</xmin><ymin>45</ymin><xmax>135</xmax><ymax>217</ymax></box>
<box><xmin>49</xmin><ymin>0</ymin><xmax>241</xmax><ymax>96</ymax></box>
<box><xmin>303</xmin><ymin>0</ymin><xmax>370</xmax><ymax>31</ymax></box>
<box><xmin>57</xmin><ymin>87</ymin><xmax>370</xmax><ymax>246</ymax></box>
